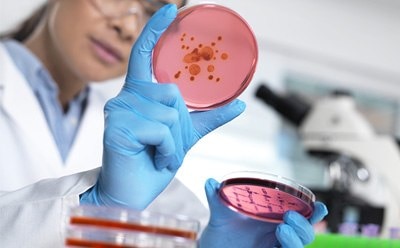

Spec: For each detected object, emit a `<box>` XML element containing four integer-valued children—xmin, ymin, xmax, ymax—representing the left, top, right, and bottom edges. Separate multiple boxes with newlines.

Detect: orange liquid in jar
<box><xmin>66</xmin><ymin>238</ymin><xmax>140</xmax><ymax>248</ymax></box>
<box><xmin>70</xmin><ymin>216</ymin><xmax>197</xmax><ymax>240</ymax></box>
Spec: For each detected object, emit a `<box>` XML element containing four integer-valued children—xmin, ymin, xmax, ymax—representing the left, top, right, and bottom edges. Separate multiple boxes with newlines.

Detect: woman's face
<box><xmin>46</xmin><ymin>0</ymin><xmax>183</xmax><ymax>82</ymax></box>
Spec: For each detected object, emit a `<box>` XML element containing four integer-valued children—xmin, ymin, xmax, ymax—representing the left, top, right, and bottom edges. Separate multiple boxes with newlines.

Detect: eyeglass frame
<box><xmin>89</xmin><ymin>0</ymin><xmax>186</xmax><ymax>19</ymax></box>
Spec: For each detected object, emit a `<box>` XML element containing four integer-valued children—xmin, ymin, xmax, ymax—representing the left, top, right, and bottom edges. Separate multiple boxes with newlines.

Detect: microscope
<box><xmin>255</xmin><ymin>83</ymin><xmax>400</xmax><ymax>236</ymax></box>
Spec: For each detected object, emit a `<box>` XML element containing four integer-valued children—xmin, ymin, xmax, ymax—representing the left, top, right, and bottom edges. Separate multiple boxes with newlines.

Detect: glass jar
<box><xmin>65</xmin><ymin>205</ymin><xmax>199</xmax><ymax>247</ymax></box>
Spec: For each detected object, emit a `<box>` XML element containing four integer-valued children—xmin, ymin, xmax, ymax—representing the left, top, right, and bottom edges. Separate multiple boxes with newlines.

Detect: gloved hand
<box><xmin>80</xmin><ymin>4</ymin><xmax>245</xmax><ymax>209</ymax></box>
<box><xmin>199</xmin><ymin>178</ymin><xmax>328</xmax><ymax>248</ymax></box>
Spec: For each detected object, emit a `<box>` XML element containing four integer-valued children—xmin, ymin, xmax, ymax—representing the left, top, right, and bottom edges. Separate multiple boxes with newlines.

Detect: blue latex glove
<box><xmin>80</xmin><ymin>4</ymin><xmax>245</xmax><ymax>209</ymax></box>
<box><xmin>199</xmin><ymin>178</ymin><xmax>328</xmax><ymax>248</ymax></box>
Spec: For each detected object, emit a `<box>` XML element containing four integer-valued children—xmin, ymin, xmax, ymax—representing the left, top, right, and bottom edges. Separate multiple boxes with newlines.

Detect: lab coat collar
<box><xmin>64</xmin><ymin>85</ymin><xmax>105</xmax><ymax>171</ymax></box>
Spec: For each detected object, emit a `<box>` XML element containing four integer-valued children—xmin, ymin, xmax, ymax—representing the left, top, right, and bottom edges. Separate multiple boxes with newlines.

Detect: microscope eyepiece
<box><xmin>255</xmin><ymin>83</ymin><xmax>311</xmax><ymax>126</ymax></box>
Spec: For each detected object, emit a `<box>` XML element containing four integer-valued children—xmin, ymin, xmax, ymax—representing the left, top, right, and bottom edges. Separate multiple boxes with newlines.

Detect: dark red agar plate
<box><xmin>219</xmin><ymin>171</ymin><xmax>315</xmax><ymax>223</ymax></box>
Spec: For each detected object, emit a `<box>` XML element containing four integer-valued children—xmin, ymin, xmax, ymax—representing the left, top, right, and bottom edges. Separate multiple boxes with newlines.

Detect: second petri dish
<box><xmin>153</xmin><ymin>3</ymin><xmax>258</xmax><ymax>110</ymax></box>
<box><xmin>218</xmin><ymin>171</ymin><xmax>315</xmax><ymax>223</ymax></box>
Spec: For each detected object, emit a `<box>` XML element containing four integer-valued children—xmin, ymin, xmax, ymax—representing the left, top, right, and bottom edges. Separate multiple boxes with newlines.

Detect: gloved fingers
<box><xmin>106</xmin><ymin>93</ymin><xmax>187</xmax><ymax>172</ymax></box>
<box><xmin>121</xmin><ymin>82</ymin><xmax>192</xmax><ymax>138</ymax></box>
<box><xmin>190</xmin><ymin>99</ymin><xmax>245</xmax><ymax>141</ymax></box>
<box><xmin>113</xmin><ymin>90</ymin><xmax>182</xmax><ymax>128</ymax></box>
<box><xmin>125</xmin><ymin>4</ymin><xmax>177</xmax><ymax>83</ymax></box>
<box><xmin>124</xmin><ymin>84</ymin><xmax>188</xmax><ymax>171</ymax></box>
<box><xmin>276</xmin><ymin>224</ymin><xmax>303</xmax><ymax>248</ymax></box>
<box><xmin>309</xmin><ymin>201</ymin><xmax>328</xmax><ymax>225</ymax></box>
<box><xmin>104</xmin><ymin>110</ymin><xmax>175</xmax><ymax>159</ymax></box>
<box><xmin>108</xmin><ymin>84</ymin><xmax>191</xmax><ymax>171</ymax></box>
<box><xmin>283</xmin><ymin>211</ymin><xmax>315</xmax><ymax>245</ymax></box>
<box><xmin>121</xmin><ymin>79</ymin><xmax>184</xmax><ymax>107</ymax></box>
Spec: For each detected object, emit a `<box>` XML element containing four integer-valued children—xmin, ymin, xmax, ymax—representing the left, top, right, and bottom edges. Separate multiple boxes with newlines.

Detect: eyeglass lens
<box><xmin>92</xmin><ymin>0</ymin><xmax>169</xmax><ymax>18</ymax></box>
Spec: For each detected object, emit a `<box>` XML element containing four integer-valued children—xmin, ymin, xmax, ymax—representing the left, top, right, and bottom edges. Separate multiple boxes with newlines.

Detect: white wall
<box><xmin>0</xmin><ymin>0</ymin><xmax>46</xmax><ymax>33</ymax></box>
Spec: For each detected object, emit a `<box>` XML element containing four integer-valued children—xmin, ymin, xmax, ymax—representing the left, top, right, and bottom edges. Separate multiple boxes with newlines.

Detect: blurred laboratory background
<box><xmin>2</xmin><ymin>0</ymin><xmax>400</xmax><ymax>240</ymax></box>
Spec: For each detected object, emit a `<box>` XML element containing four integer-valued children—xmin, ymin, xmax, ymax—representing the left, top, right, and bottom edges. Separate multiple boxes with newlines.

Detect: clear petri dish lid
<box><xmin>153</xmin><ymin>3</ymin><xmax>258</xmax><ymax>110</ymax></box>
<box><xmin>218</xmin><ymin>171</ymin><xmax>316</xmax><ymax>223</ymax></box>
<box><xmin>67</xmin><ymin>205</ymin><xmax>199</xmax><ymax>241</ymax></box>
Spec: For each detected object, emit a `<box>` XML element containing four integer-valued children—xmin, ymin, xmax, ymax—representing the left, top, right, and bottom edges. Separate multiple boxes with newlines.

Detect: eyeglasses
<box><xmin>89</xmin><ymin>0</ymin><xmax>170</xmax><ymax>33</ymax></box>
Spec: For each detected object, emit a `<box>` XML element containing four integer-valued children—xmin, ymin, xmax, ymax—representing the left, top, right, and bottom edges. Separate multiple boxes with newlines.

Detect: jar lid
<box><xmin>153</xmin><ymin>3</ymin><xmax>258</xmax><ymax>110</ymax></box>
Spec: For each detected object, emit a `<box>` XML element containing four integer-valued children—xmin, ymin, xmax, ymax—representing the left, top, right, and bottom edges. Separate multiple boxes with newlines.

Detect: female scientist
<box><xmin>0</xmin><ymin>0</ymin><xmax>212</xmax><ymax>234</ymax></box>
<box><xmin>0</xmin><ymin>1</ymin><xmax>327</xmax><ymax>247</ymax></box>
<box><xmin>0</xmin><ymin>0</ymin><xmax>183</xmax><ymax>191</ymax></box>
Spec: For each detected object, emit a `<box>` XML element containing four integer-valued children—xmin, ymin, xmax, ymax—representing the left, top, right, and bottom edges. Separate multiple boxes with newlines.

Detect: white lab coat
<box><xmin>0</xmin><ymin>44</ymin><xmax>209</xmax><ymax>247</ymax></box>
<box><xmin>0</xmin><ymin>43</ymin><xmax>105</xmax><ymax>191</ymax></box>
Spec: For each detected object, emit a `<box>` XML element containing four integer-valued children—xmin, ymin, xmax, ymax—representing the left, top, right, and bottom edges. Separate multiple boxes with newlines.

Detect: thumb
<box><xmin>309</xmin><ymin>201</ymin><xmax>329</xmax><ymax>225</ymax></box>
<box><xmin>205</xmin><ymin>178</ymin><xmax>231</xmax><ymax>219</ymax></box>
<box><xmin>205</xmin><ymin>178</ymin><xmax>221</xmax><ymax>210</ymax></box>
<box><xmin>191</xmin><ymin>100</ymin><xmax>246</xmax><ymax>140</ymax></box>
<box><xmin>205</xmin><ymin>178</ymin><xmax>240</xmax><ymax>225</ymax></box>
<box><xmin>125</xmin><ymin>4</ymin><xmax>177</xmax><ymax>83</ymax></box>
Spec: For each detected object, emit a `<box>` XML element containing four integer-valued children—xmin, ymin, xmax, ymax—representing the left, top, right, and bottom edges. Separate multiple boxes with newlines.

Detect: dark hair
<box><xmin>0</xmin><ymin>4</ymin><xmax>48</xmax><ymax>42</ymax></box>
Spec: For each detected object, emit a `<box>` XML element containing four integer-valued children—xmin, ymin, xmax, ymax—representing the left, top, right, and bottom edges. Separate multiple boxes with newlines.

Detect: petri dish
<box><xmin>153</xmin><ymin>3</ymin><xmax>258</xmax><ymax>110</ymax></box>
<box><xmin>218</xmin><ymin>171</ymin><xmax>315</xmax><ymax>223</ymax></box>
<box><xmin>65</xmin><ymin>205</ymin><xmax>199</xmax><ymax>248</ymax></box>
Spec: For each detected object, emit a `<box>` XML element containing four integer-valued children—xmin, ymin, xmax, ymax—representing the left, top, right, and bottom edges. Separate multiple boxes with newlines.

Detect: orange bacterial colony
<box><xmin>176</xmin><ymin>33</ymin><xmax>228</xmax><ymax>83</ymax></box>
